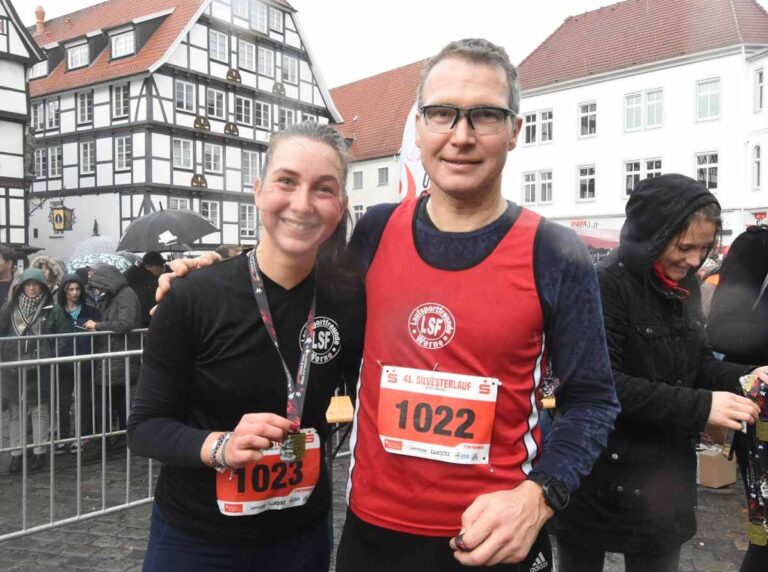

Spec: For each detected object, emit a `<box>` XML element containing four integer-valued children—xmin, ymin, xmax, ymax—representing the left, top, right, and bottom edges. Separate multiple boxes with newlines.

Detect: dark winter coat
<box><xmin>555</xmin><ymin>174</ymin><xmax>751</xmax><ymax>554</ymax></box>
<box><xmin>123</xmin><ymin>264</ymin><xmax>160</xmax><ymax>328</ymax></box>
<box><xmin>57</xmin><ymin>274</ymin><xmax>102</xmax><ymax>369</ymax></box>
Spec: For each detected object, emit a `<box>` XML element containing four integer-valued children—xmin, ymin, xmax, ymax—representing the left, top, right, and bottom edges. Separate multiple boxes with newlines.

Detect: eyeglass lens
<box><xmin>423</xmin><ymin>106</ymin><xmax>510</xmax><ymax>134</ymax></box>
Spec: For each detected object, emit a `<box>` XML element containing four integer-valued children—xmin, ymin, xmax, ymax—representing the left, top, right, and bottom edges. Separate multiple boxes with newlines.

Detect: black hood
<box><xmin>619</xmin><ymin>173</ymin><xmax>719</xmax><ymax>276</ymax></box>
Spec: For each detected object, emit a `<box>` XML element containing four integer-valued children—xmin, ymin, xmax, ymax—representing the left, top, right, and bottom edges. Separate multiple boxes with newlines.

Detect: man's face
<box><xmin>0</xmin><ymin>255</ymin><xmax>12</xmax><ymax>279</ymax></box>
<box><xmin>146</xmin><ymin>264</ymin><xmax>164</xmax><ymax>277</ymax></box>
<box><xmin>415</xmin><ymin>57</ymin><xmax>521</xmax><ymax>200</ymax></box>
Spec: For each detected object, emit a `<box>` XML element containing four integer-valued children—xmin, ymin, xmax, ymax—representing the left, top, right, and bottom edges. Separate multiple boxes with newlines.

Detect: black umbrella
<box><xmin>117</xmin><ymin>209</ymin><xmax>218</xmax><ymax>252</ymax></box>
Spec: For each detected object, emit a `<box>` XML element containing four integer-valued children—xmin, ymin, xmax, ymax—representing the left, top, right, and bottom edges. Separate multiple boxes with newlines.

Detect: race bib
<box><xmin>378</xmin><ymin>366</ymin><xmax>499</xmax><ymax>464</ymax></box>
<box><xmin>216</xmin><ymin>428</ymin><xmax>320</xmax><ymax>516</ymax></box>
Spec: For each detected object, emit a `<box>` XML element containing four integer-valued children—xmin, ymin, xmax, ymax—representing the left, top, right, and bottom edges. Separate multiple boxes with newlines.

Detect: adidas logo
<box><xmin>529</xmin><ymin>551</ymin><xmax>549</xmax><ymax>572</ymax></box>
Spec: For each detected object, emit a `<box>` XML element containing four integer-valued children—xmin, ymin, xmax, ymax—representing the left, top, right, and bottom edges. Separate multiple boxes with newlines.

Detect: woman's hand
<box><xmin>708</xmin><ymin>391</ymin><xmax>760</xmax><ymax>430</ymax></box>
<box><xmin>151</xmin><ymin>252</ymin><xmax>222</xmax><ymax>314</ymax></box>
<box><xmin>200</xmin><ymin>413</ymin><xmax>293</xmax><ymax>470</ymax></box>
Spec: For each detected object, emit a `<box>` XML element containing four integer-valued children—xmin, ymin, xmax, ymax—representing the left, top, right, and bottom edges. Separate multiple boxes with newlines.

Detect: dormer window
<box><xmin>67</xmin><ymin>43</ymin><xmax>89</xmax><ymax>70</ymax></box>
<box><xmin>29</xmin><ymin>60</ymin><xmax>48</xmax><ymax>79</ymax></box>
<box><xmin>111</xmin><ymin>30</ymin><xmax>135</xmax><ymax>59</ymax></box>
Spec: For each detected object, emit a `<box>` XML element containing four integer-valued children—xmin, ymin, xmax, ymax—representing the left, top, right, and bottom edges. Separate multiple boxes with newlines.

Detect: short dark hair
<box><xmin>142</xmin><ymin>251</ymin><xmax>165</xmax><ymax>267</ymax></box>
<box><xmin>0</xmin><ymin>244</ymin><xmax>15</xmax><ymax>263</ymax></box>
<box><xmin>215</xmin><ymin>245</ymin><xmax>238</xmax><ymax>258</ymax></box>
<box><xmin>417</xmin><ymin>38</ymin><xmax>521</xmax><ymax>113</ymax></box>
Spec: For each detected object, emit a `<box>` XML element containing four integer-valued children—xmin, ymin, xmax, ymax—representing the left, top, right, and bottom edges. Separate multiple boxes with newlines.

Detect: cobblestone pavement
<box><xmin>0</xmin><ymin>451</ymin><xmax>753</xmax><ymax>571</ymax></box>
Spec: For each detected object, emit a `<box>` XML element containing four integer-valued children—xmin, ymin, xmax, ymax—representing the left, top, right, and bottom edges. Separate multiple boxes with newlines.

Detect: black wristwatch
<box><xmin>527</xmin><ymin>472</ymin><xmax>570</xmax><ymax>511</ymax></box>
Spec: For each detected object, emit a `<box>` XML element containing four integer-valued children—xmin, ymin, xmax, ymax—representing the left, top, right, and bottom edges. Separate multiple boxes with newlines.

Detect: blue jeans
<box><xmin>143</xmin><ymin>503</ymin><xmax>331</xmax><ymax>572</ymax></box>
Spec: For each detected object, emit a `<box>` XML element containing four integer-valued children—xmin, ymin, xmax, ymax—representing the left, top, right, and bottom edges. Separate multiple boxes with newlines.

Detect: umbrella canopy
<box><xmin>67</xmin><ymin>253</ymin><xmax>132</xmax><ymax>274</ymax></box>
<box><xmin>66</xmin><ymin>236</ymin><xmax>118</xmax><ymax>263</ymax></box>
<box><xmin>118</xmin><ymin>209</ymin><xmax>218</xmax><ymax>252</ymax></box>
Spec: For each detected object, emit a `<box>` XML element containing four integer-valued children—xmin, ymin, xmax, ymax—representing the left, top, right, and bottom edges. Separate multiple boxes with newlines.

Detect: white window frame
<box><xmin>175</xmin><ymin>80</ymin><xmax>195</xmax><ymax>112</ymax></box>
<box><xmin>240</xmin><ymin>203</ymin><xmax>256</xmax><ymax>238</ymax></box>
<box><xmin>206</xmin><ymin>88</ymin><xmax>225</xmax><ymax>120</ymax></box>
<box><xmin>46</xmin><ymin>100</ymin><xmax>59</xmax><ymax>129</ymax></box>
<box><xmin>49</xmin><ymin>146</ymin><xmax>62</xmax><ymax>178</ymax></box>
<box><xmin>377</xmin><ymin>167</ymin><xmax>389</xmax><ymax>187</ymax></box>
<box><xmin>753</xmin><ymin>145</ymin><xmax>762</xmax><ymax>190</ymax></box>
<box><xmin>522</xmin><ymin>171</ymin><xmax>552</xmax><ymax>205</ymax></box>
<box><xmin>204</xmin><ymin>143</ymin><xmax>223</xmax><ymax>174</ymax></box>
<box><xmin>539</xmin><ymin>170</ymin><xmax>553</xmax><ymax>204</ymax></box>
<box><xmin>579</xmin><ymin>102</ymin><xmax>596</xmax><ymax>137</ymax></box>
<box><xmin>524</xmin><ymin>112</ymin><xmax>537</xmax><ymax>145</ymax></box>
<box><xmin>251</xmin><ymin>1</ymin><xmax>267</xmax><ymax>33</ymax></box>
<box><xmin>209</xmin><ymin>29</ymin><xmax>229</xmax><ymax>63</ymax></box>
<box><xmin>113</xmin><ymin>84</ymin><xmax>130</xmax><ymax>118</ymax></box>
<box><xmin>646</xmin><ymin>158</ymin><xmax>663</xmax><ymax>179</ymax></box>
<box><xmin>77</xmin><ymin>91</ymin><xmax>93</xmax><ymax>124</ymax></box>
<box><xmin>353</xmin><ymin>205</ymin><xmax>364</xmax><ymax>223</ymax></box>
<box><xmin>301</xmin><ymin>113</ymin><xmax>316</xmax><ymax>123</ymax></box>
<box><xmin>67</xmin><ymin>43</ymin><xmax>89</xmax><ymax>70</ymax></box>
<box><xmin>695</xmin><ymin>151</ymin><xmax>719</xmax><ymax>191</ymax></box>
<box><xmin>79</xmin><ymin>141</ymin><xmax>96</xmax><ymax>175</ymax></box>
<box><xmin>624</xmin><ymin>160</ymin><xmax>641</xmax><ymax>197</ymax></box>
<box><xmin>111</xmin><ymin>31</ymin><xmax>135</xmax><ymax>58</ymax></box>
<box><xmin>624</xmin><ymin>93</ymin><xmax>642</xmax><ymax>131</ymax></box>
<box><xmin>696</xmin><ymin>78</ymin><xmax>720</xmax><ymax>121</ymax></box>
<box><xmin>756</xmin><ymin>69</ymin><xmax>764</xmax><ymax>112</ymax></box>
<box><xmin>236</xmin><ymin>96</ymin><xmax>253</xmax><ymax>125</ymax></box>
<box><xmin>352</xmin><ymin>171</ymin><xmax>363</xmax><ymax>190</ymax></box>
<box><xmin>539</xmin><ymin>110</ymin><xmax>553</xmax><ymax>143</ymax></box>
<box><xmin>172</xmin><ymin>138</ymin><xmax>193</xmax><ymax>169</ymax></box>
<box><xmin>269</xmin><ymin>7</ymin><xmax>283</xmax><ymax>32</ymax></box>
<box><xmin>29</xmin><ymin>60</ymin><xmax>47</xmax><ymax>79</ymax></box>
<box><xmin>278</xmin><ymin>108</ymin><xmax>295</xmax><ymax>130</ymax></box>
<box><xmin>243</xmin><ymin>150</ymin><xmax>260</xmax><ymax>187</ymax></box>
<box><xmin>232</xmin><ymin>0</ymin><xmax>249</xmax><ymax>19</ymax></box>
<box><xmin>201</xmin><ymin>200</ymin><xmax>220</xmax><ymax>228</ymax></box>
<box><xmin>645</xmin><ymin>89</ymin><xmax>663</xmax><ymax>128</ymax></box>
<box><xmin>258</xmin><ymin>46</ymin><xmax>274</xmax><ymax>77</ymax></box>
<box><xmin>522</xmin><ymin>172</ymin><xmax>536</xmax><ymax>204</ymax></box>
<box><xmin>34</xmin><ymin>148</ymin><xmax>47</xmax><ymax>179</ymax></box>
<box><xmin>169</xmin><ymin>197</ymin><xmax>190</xmax><ymax>210</ymax></box>
<box><xmin>115</xmin><ymin>135</ymin><xmax>132</xmax><ymax>172</ymax></box>
<box><xmin>282</xmin><ymin>55</ymin><xmax>298</xmax><ymax>84</ymax></box>
<box><xmin>254</xmin><ymin>101</ymin><xmax>271</xmax><ymax>129</ymax></box>
<box><xmin>577</xmin><ymin>165</ymin><xmax>596</xmax><ymax>201</ymax></box>
<box><xmin>238</xmin><ymin>39</ymin><xmax>256</xmax><ymax>72</ymax></box>
<box><xmin>31</xmin><ymin>102</ymin><xmax>44</xmax><ymax>131</ymax></box>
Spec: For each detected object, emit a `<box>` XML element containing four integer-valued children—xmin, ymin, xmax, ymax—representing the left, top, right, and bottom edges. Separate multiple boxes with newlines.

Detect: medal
<box><xmin>281</xmin><ymin>432</ymin><xmax>307</xmax><ymax>462</ymax></box>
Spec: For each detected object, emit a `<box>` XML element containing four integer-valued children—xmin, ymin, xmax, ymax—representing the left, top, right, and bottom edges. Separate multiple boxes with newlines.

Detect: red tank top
<box><xmin>347</xmin><ymin>198</ymin><xmax>547</xmax><ymax>536</ymax></box>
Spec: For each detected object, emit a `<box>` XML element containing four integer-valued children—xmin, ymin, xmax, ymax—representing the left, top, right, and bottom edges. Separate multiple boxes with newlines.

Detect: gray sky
<box><xmin>16</xmin><ymin>0</ymin><xmax>768</xmax><ymax>87</ymax></box>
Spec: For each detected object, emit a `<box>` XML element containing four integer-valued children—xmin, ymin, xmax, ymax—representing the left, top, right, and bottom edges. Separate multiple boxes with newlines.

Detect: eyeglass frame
<box><xmin>418</xmin><ymin>104</ymin><xmax>517</xmax><ymax>134</ymax></box>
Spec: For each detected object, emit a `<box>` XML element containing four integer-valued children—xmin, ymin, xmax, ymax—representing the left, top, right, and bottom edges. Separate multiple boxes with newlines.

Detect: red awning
<box><xmin>572</xmin><ymin>228</ymin><xmax>620</xmax><ymax>250</ymax></box>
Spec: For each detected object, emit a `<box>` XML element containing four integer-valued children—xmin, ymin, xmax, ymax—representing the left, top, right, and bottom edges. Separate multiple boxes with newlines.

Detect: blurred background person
<box><xmin>0</xmin><ymin>245</ymin><xmax>21</xmax><ymax>303</ymax></box>
<box><xmin>124</xmin><ymin>252</ymin><xmax>166</xmax><ymax>328</ymax></box>
<box><xmin>30</xmin><ymin>255</ymin><xmax>64</xmax><ymax>298</ymax></box>
<box><xmin>214</xmin><ymin>245</ymin><xmax>239</xmax><ymax>259</ymax></box>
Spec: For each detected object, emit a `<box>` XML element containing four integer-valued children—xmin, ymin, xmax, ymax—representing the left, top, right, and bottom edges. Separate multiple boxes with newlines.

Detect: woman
<box><xmin>56</xmin><ymin>273</ymin><xmax>101</xmax><ymax>455</ymax></box>
<box><xmin>0</xmin><ymin>268</ymin><xmax>68</xmax><ymax>473</ymax></box>
<box><xmin>30</xmin><ymin>255</ymin><xmax>64</xmax><ymax>298</ymax></box>
<box><xmin>554</xmin><ymin>174</ymin><xmax>765</xmax><ymax>571</ymax></box>
<box><xmin>128</xmin><ymin>123</ymin><xmax>362</xmax><ymax>571</ymax></box>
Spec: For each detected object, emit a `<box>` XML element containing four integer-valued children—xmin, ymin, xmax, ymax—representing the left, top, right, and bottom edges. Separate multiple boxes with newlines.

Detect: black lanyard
<box><xmin>248</xmin><ymin>249</ymin><xmax>316</xmax><ymax>431</ymax></box>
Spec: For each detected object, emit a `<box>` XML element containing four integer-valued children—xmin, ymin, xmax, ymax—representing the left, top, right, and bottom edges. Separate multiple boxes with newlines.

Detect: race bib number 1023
<box><xmin>378</xmin><ymin>366</ymin><xmax>499</xmax><ymax>464</ymax></box>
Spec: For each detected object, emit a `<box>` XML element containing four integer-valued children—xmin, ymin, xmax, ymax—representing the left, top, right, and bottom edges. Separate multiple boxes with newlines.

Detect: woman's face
<box><xmin>254</xmin><ymin>136</ymin><xmax>347</xmax><ymax>263</ymax></box>
<box><xmin>657</xmin><ymin>220</ymin><xmax>717</xmax><ymax>281</ymax></box>
<box><xmin>65</xmin><ymin>282</ymin><xmax>81</xmax><ymax>305</ymax></box>
<box><xmin>23</xmin><ymin>282</ymin><xmax>42</xmax><ymax>298</ymax></box>
<box><xmin>42</xmin><ymin>265</ymin><xmax>54</xmax><ymax>284</ymax></box>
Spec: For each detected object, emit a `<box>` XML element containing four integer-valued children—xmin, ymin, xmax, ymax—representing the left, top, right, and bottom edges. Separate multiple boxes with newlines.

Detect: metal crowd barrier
<box><xmin>0</xmin><ymin>329</ymin><xmax>155</xmax><ymax>541</ymax></box>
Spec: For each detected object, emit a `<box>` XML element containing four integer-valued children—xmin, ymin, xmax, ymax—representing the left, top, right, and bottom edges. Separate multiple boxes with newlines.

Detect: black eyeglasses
<box><xmin>419</xmin><ymin>105</ymin><xmax>516</xmax><ymax>135</ymax></box>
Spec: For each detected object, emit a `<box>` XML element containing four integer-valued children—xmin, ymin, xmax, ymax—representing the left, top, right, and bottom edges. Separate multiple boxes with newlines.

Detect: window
<box><xmin>278</xmin><ymin>108</ymin><xmax>294</xmax><ymax>130</ymax></box>
<box><xmin>540</xmin><ymin>171</ymin><xmax>552</xmax><ymax>203</ymax></box>
<box><xmin>206</xmin><ymin>88</ymin><xmax>225</xmax><ymax>119</ymax></box>
<box><xmin>80</xmin><ymin>141</ymin><xmax>96</xmax><ymax>174</ymax></box>
<box><xmin>251</xmin><ymin>1</ymin><xmax>267</xmax><ymax>33</ymax></box>
<box><xmin>46</xmin><ymin>100</ymin><xmax>59</xmax><ymax>129</ymax></box>
<box><xmin>240</xmin><ymin>204</ymin><xmax>256</xmax><ymax>238</ymax></box>
<box><xmin>753</xmin><ymin>145</ymin><xmax>762</xmax><ymax>190</ymax></box>
<box><xmin>282</xmin><ymin>55</ymin><xmax>298</xmax><ymax>84</ymax></box>
<box><xmin>29</xmin><ymin>61</ymin><xmax>47</xmax><ymax>79</ymax></box>
<box><xmin>77</xmin><ymin>91</ymin><xmax>93</xmax><ymax>124</ymax></box>
<box><xmin>169</xmin><ymin>197</ymin><xmax>190</xmax><ymax>210</ymax></box>
<box><xmin>239</xmin><ymin>40</ymin><xmax>256</xmax><ymax>71</ymax></box>
<box><xmin>354</xmin><ymin>205</ymin><xmax>364</xmax><ymax>223</ymax></box>
<box><xmin>31</xmin><ymin>102</ymin><xmax>44</xmax><ymax>131</ymax></box>
<box><xmin>201</xmin><ymin>200</ymin><xmax>220</xmax><ymax>228</ymax></box>
<box><xmin>578</xmin><ymin>166</ymin><xmax>596</xmax><ymax>200</ymax></box>
<box><xmin>352</xmin><ymin>171</ymin><xmax>363</xmax><ymax>189</ymax></box>
<box><xmin>111</xmin><ymin>31</ymin><xmax>135</xmax><ymax>58</ymax></box>
<box><xmin>524</xmin><ymin>113</ymin><xmax>537</xmax><ymax>144</ymax></box>
<box><xmin>377</xmin><ymin>167</ymin><xmax>389</xmax><ymax>186</ymax></box>
<box><xmin>645</xmin><ymin>90</ymin><xmax>663</xmax><ymax>127</ymax></box>
<box><xmin>646</xmin><ymin>158</ymin><xmax>662</xmax><ymax>179</ymax></box>
<box><xmin>756</xmin><ymin>69</ymin><xmax>764</xmax><ymax>112</ymax></box>
<box><xmin>34</xmin><ymin>149</ymin><xmax>47</xmax><ymax>179</ymax></box>
<box><xmin>243</xmin><ymin>150</ymin><xmax>260</xmax><ymax>187</ymax></box>
<box><xmin>49</xmin><ymin>146</ymin><xmax>62</xmax><ymax>178</ymax></box>
<box><xmin>579</xmin><ymin>102</ymin><xmax>596</xmax><ymax>137</ymax></box>
<box><xmin>523</xmin><ymin>173</ymin><xmax>536</xmax><ymax>204</ymax></box>
<box><xmin>624</xmin><ymin>161</ymin><xmax>641</xmax><ymax>196</ymax></box>
<box><xmin>697</xmin><ymin>79</ymin><xmax>720</xmax><ymax>121</ymax></box>
<box><xmin>209</xmin><ymin>30</ymin><xmax>229</xmax><ymax>63</ymax></box>
<box><xmin>624</xmin><ymin>94</ymin><xmax>642</xmax><ymax>131</ymax></box>
<box><xmin>301</xmin><ymin>113</ymin><xmax>316</xmax><ymax>123</ymax></box>
<box><xmin>540</xmin><ymin>110</ymin><xmax>553</xmax><ymax>142</ymax></box>
<box><xmin>115</xmin><ymin>135</ymin><xmax>132</xmax><ymax>171</ymax></box>
<box><xmin>175</xmin><ymin>80</ymin><xmax>195</xmax><ymax>112</ymax></box>
<box><xmin>696</xmin><ymin>152</ymin><xmax>718</xmax><ymax>190</ymax></box>
<box><xmin>113</xmin><ymin>83</ymin><xmax>130</xmax><ymax>118</ymax></box>
<box><xmin>269</xmin><ymin>7</ymin><xmax>283</xmax><ymax>31</ymax></box>
<box><xmin>204</xmin><ymin>143</ymin><xmax>223</xmax><ymax>173</ymax></box>
<box><xmin>233</xmin><ymin>0</ymin><xmax>249</xmax><ymax>19</ymax></box>
<box><xmin>522</xmin><ymin>171</ymin><xmax>552</xmax><ymax>205</ymax></box>
<box><xmin>235</xmin><ymin>96</ymin><xmax>252</xmax><ymax>125</ymax></box>
<box><xmin>67</xmin><ymin>43</ymin><xmax>89</xmax><ymax>69</ymax></box>
<box><xmin>258</xmin><ymin>46</ymin><xmax>274</xmax><ymax>76</ymax></box>
<box><xmin>254</xmin><ymin>101</ymin><xmax>271</xmax><ymax>129</ymax></box>
<box><xmin>172</xmin><ymin>138</ymin><xmax>193</xmax><ymax>169</ymax></box>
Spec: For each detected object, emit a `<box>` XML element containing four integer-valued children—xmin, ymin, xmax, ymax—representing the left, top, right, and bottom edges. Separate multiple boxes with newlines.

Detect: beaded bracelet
<box><xmin>209</xmin><ymin>432</ymin><xmax>232</xmax><ymax>473</ymax></box>
<box><xmin>219</xmin><ymin>431</ymin><xmax>234</xmax><ymax>470</ymax></box>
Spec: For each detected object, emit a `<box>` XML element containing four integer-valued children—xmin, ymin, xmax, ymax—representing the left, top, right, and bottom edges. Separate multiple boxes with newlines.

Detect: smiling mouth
<box><xmin>443</xmin><ymin>158</ymin><xmax>481</xmax><ymax>165</ymax></box>
<box><xmin>281</xmin><ymin>218</ymin><xmax>319</xmax><ymax>231</ymax></box>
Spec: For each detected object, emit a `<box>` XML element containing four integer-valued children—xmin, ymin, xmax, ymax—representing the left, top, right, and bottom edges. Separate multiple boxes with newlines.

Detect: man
<box><xmin>124</xmin><ymin>252</ymin><xmax>166</xmax><ymax>327</ymax></box>
<box><xmin>0</xmin><ymin>245</ymin><xmax>21</xmax><ymax>303</ymax></box>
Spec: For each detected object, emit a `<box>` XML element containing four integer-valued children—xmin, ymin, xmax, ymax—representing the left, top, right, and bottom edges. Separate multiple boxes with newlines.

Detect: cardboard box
<box><xmin>696</xmin><ymin>446</ymin><xmax>737</xmax><ymax>488</ymax></box>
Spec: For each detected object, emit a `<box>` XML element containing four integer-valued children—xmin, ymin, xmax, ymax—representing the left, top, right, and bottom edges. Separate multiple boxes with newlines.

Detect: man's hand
<box><xmin>151</xmin><ymin>252</ymin><xmax>221</xmax><ymax>314</ymax></box>
<box><xmin>83</xmin><ymin>320</ymin><xmax>97</xmax><ymax>332</ymax></box>
<box><xmin>449</xmin><ymin>480</ymin><xmax>553</xmax><ymax>566</ymax></box>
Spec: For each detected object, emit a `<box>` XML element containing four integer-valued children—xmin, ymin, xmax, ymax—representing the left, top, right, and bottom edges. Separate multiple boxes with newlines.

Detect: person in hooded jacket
<box><xmin>30</xmin><ymin>255</ymin><xmax>64</xmax><ymax>298</ymax></box>
<box><xmin>0</xmin><ymin>268</ymin><xmax>68</xmax><ymax>473</ymax></box>
<box><xmin>554</xmin><ymin>174</ymin><xmax>767</xmax><ymax>572</ymax></box>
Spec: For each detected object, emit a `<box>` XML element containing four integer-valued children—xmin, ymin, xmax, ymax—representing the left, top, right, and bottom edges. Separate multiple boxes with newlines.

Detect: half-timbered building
<box><xmin>27</xmin><ymin>0</ymin><xmax>340</xmax><ymax>257</ymax></box>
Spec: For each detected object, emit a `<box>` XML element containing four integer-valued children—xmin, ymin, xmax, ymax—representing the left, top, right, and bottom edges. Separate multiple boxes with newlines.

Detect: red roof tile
<box><xmin>331</xmin><ymin>60</ymin><xmax>426</xmax><ymax>162</ymax></box>
<box><xmin>518</xmin><ymin>0</ymin><xmax>768</xmax><ymax>91</ymax></box>
<box><xmin>30</xmin><ymin>0</ymin><xmax>206</xmax><ymax>97</ymax></box>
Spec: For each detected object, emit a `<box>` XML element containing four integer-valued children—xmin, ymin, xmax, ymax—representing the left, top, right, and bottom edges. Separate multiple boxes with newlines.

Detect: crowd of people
<box><xmin>2</xmin><ymin>36</ymin><xmax>767</xmax><ymax>572</ymax></box>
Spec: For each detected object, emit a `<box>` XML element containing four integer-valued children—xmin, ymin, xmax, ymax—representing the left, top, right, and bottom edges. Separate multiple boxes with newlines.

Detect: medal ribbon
<box><xmin>248</xmin><ymin>248</ymin><xmax>316</xmax><ymax>431</ymax></box>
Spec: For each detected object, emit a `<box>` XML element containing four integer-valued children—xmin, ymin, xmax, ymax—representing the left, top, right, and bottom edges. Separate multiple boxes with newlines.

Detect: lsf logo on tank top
<box><xmin>408</xmin><ymin>303</ymin><xmax>456</xmax><ymax>349</ymax></box>
<box><xmin>300</xmin><ymin>316</ymin><xmax>341</xmax><ymax>364</ymax></box>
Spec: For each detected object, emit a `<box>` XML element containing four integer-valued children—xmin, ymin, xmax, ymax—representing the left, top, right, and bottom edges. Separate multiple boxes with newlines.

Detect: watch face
<box><xmin>545</xmin><ymin>480</ymin><xmax>570</xmax><ymax>511</ymax></box>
